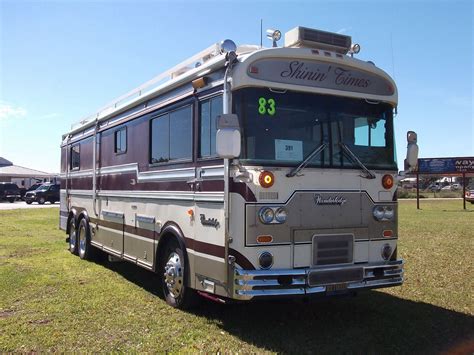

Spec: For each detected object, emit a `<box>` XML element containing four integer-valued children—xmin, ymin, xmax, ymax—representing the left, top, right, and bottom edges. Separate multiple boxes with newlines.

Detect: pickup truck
<box><xmin>0</xmin><ymin>183</ymin><xmax>21</xmax><ymax>203</ymax></box>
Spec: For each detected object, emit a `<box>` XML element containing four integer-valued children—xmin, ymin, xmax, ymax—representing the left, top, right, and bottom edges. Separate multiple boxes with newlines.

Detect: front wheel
<box><xmin>38</xmin><ymin>197</ymin><xmax>45</xmax><ymax>205</ymax></box>
<box><xmin>160</xmin><ymin>239</ymin><xmax>197</xmax><ymax>309</ymax></box>
<box><xmin>26</xmin><ymin>200</ymin><xmax>32</xmax><ymax>205</ymax></box>
<box><xmin>8</xmin><ymin>198</ymin><xmax>15</xmax><ymax>203</ymax></box>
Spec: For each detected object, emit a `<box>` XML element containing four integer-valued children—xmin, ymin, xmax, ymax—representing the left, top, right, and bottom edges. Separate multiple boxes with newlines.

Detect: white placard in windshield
<box><xmin>275</xmin><ymin>139</ymin><xmax>303</xmax><ymax>161</ymax></box>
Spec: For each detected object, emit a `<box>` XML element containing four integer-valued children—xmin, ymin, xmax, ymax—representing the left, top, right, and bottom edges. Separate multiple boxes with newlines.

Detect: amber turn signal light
<box><xmin>259</xmin><ymin>171</ymin><xmax>275</xmax><ymax>188</ymax></box>
<box><xmin>382</xmin><ymin>174</ymin><xmax>394</xmax><ymax>189</ymax></box>
<box><xmin>256</xmin><ymin>235</ymin><xmax>273</xmax><ymax>244</ymax></box>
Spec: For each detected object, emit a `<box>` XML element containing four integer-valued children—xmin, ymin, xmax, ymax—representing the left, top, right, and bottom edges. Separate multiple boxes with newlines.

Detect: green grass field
<box><xmin>1</xmin><ymin>201</ymin><xmax>473</xmax><ymax>353</ymax></box>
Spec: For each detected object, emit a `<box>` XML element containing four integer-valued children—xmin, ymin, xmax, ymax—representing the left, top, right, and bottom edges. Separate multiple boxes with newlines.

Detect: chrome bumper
<box><xmin>233</xmin><ymin>260</ymin><xmax>404</xmax><ymax>300</ymax></box>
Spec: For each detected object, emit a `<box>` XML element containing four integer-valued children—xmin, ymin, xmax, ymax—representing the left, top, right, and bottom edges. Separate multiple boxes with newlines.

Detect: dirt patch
<box><xmin>28</xmin><ymin>319</ymin><xmax>52</xmax><ymax>325</ymax></box>
<box><xmin>0</xmin><ymin>309</ymin><xmax>16</xmax><ymax>318</ymax></box>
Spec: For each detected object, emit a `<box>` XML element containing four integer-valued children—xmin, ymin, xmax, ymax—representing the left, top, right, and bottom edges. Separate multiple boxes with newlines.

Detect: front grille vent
<box><xmin>312</xmin><ymin>234</ymin><xmax>353</xmax><ymax>265</ymax></box>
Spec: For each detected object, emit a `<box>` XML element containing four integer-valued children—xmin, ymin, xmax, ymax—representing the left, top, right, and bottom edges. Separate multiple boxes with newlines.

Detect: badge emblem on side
<box><xmin>200</xmin><ymin>214</ymin><xmax>220</xmax><ymax>228</ymax></box>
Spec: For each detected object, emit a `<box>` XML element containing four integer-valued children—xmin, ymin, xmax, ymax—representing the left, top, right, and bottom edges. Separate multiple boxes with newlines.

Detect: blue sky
<box><xmin>0</xmin><ymin>0</ymin><xmax>472</xmax><ymax>173</ymax></box>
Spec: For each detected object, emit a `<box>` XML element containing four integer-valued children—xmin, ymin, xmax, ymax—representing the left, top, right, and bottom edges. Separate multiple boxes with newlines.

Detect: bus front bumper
<box><xmin>233</xmin><ymin>260</ymin><xmax>404</xmax><ymax>300</ymax></box>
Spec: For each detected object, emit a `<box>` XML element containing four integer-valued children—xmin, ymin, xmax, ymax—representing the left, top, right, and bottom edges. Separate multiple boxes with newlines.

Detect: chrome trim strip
<box><xmin>65</xmin><ymin>189</ymin><xmax>224</xmax><ymax>202</ymax></box>
<box><xmin>102</xmin><ymin>210</ymin><xmax>124</xmax><ymax>219</ymax></box>
<box><xmin>200</xmin><ymin>165</ymin><xmax>225</xmax><ymax>179</ymax></box>
<box><xmin>135</xmin><ymin>214</ymin><xmax>155</xmax><ymax>224</ymax></box>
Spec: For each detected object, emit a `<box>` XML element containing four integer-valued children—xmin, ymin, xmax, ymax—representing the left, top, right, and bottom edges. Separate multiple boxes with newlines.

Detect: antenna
<box><xmin>390</xmin><ymin>33</ymin><xmax>396</xmax><ymax>79</ymax></box>
<box><xmin>260</xmin><ymin>19</ymin><xmax>263</xmax><ymax>48</ymax></box>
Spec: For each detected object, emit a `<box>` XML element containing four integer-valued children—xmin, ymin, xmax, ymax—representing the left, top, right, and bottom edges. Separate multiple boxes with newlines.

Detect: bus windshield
<box><xmin>234</xmin><ymin>88</ymin><xmax>397</xmax><ymax>171</ymax></box>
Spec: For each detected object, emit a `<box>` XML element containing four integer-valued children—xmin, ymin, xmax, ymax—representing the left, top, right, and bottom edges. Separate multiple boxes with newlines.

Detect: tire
<box><xmin>160</xmin><ymin>239</ymin><xmax>197</xmax><ymax>309</ymax></box>
<box><xmin>38</xmin><ymin>197</ymin><xmax>46</xmax><ymax>205</ymax></box>
<box><xmin>68</xmin><ymin>218</ymin><xmax>78</xmax><ymax>255</ymax></box>
<box><xmin>78</xmin><ymin>218</ymin><xmax>95</xmax><ymax>260</ymax></box>
<box><xmin>26</xmin><ymin>200</ymin><xmax>32</xmax><ymax>205</ymax></box>
<box><xmin>8</xmin><ymin>198</ymin><xmax>15</xmax><ymax>203</ymax></box>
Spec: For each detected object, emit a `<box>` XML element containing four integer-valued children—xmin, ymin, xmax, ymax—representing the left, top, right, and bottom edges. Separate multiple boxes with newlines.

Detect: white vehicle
<box><xmin>60</xmin><ymin>26</ymin><xmax>418</xmax><ymax>308</ymax></box>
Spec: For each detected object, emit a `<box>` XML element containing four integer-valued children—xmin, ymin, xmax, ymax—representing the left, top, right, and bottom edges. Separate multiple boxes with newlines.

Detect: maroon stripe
<box><xmin>185</xmin><ymin>237</ymin><xmax>225</xmax><ymax>258</ymax></box>
<box><xmin>229</xmin><ymin>248</ymin><xmax>255</xmax><ymax>270</ymax></box>
<box><xmin>66</xmin><ymin>174</ymin><xmax>224</xmax><ymax>192</ymax></box>
<box><xmin>89</xmin><ymin>215</ymin><xmax>224</xmax><ymax>258</ymax></box>
<box><xmin>229</xmin><ymin>179</ymin><xmax>257</xmax><ymax>202</ymax></box>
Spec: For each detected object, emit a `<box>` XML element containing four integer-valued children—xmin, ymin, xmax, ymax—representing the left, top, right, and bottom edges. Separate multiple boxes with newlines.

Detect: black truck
<box><xmin>0</xmin><ymin>182</ymin><xmax>21</xmax><ymax>203</ymax></box>
<box><xmin>24</xmin><ymin>183</ymin><xmax>60</xmax><ymax>204</ymax></box>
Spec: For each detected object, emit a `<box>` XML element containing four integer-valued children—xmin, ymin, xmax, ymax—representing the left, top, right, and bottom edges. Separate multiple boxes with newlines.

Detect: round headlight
<box><xmin>259</xmin><ymin>251</ymin><xmax>274</xmax><ymax>269</ymax></box>
<box><xmin>274</xmin><ymin>207</ymin><xmax>287</xmax><ymax>223</ymax></box>
<box><xmin>384</xmin><ymin>206</ymin><xmax>395</xmax><ymax>220</ymax></box>
<box><xmin>258</xmin><ymin>207</ymin><xmax>274</xmax><ymax>224</ymax></box>
<box><xmin>373</xmin><ymin>206</ymin><xmax>385</xmax><ymax>221</ymax></box>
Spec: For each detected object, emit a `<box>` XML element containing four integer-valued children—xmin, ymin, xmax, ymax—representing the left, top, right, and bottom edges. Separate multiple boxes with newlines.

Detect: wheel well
<box><xmin>155</xmin><ymin>229</ymin><xmax>188</xmax><ymax>274</ymax></box>
<box><xmin>66</xmin><ymin>211</ymin><xmax>76</xmax><ymax>235</ymax></box>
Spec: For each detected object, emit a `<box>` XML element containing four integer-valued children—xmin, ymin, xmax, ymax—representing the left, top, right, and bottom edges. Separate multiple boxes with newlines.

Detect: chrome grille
<box><xmin>313</xmin><ymin>234</ymin><xmax>353</xmax><ymax>265</ymax></box>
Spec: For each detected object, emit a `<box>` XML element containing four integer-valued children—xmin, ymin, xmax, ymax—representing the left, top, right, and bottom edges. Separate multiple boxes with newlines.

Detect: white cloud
<box><xmin>0</xmin><ymin>102</ymin><xmax>27</xmax><ymax>119</ymax></box>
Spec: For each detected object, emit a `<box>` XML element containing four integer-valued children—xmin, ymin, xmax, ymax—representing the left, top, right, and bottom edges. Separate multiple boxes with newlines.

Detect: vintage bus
<box><xmin>60</xmin><ymin>26</ymin><xmax>418</xmax><ymax>308</ymax></box>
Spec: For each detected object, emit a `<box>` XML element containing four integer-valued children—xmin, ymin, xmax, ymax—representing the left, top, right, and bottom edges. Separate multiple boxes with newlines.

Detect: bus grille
<box><xmin>312</xmin><ymin>234</ymin><xmax>353</xmax><ymax>265</ymax></box>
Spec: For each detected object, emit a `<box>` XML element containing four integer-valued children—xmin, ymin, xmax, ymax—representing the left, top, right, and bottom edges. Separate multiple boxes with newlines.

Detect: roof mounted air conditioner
<box><xmin>284</xmin><ymin>26</ymin><xmax>352</xmax><ymax>54</ymax></box>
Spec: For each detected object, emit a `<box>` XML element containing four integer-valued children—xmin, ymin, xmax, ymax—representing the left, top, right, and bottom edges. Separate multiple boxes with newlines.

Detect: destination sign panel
<box><xmin>247</xmin><ymin>59</ymin><xmax>395</xmax><ymax>96</ymax></box>
<box><xmin>417</xmin><ymin>157</ymin><xmax>474</xmax><ymax>174</ymax></box>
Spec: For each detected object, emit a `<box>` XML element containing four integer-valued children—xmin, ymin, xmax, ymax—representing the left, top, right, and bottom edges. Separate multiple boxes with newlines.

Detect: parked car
<box><xmin>466</xmin><ymin>185</ymin><xmax>474</xmax><ymax>204</ymax></box>
<box><xmin>24</xmin><ymin>183</ymin><xmax>60</xmax><ymax>204</ymax></box>
<box><xmin>20</xmin><ymin>184</ymin><xmax>43</xmax><ymax>200</ymax></box>
<box><xmin>0</xmin><ymin>182</ymin><xmax>21</xmax><ymax>203</ymax></box>
<box><xmin>427</xmin><ymin>183</ymin><xmax>442</xmax><ymax>192</ymax></box>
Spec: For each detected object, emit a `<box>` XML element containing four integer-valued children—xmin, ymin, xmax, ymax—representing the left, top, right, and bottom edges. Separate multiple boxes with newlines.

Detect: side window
<box><xmin>114</xmin><ymin>127</ymin><xmax>127</xmax><ymax>154</ymax></box>
<box><xmin>150</xmin><ymin>105</ymin><xmax>192</xmax><ymax>164</ymax></box>
<box><xmin>200</xmin><ymin>95</ymin><xmax>222</xmax><ymax>158</ymax></box>
<box><xmin>70</xmin><ymin>144</ymin><xmax>80</xmax><ymax>170</ymax></box>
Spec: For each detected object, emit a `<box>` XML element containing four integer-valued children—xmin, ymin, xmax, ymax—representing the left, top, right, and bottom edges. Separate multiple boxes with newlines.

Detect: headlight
<box><xmin>258</xmin><ymin>207</ymin><xmax>274</xmax><ymax>224</ymax></box>
<box><xmin>373</xmin><ymin>205</ymin><xmax>395</xmax><ymax>221</ymax></box>
<box><xmin>274</xmin><ymin>207</ymin><xmax>287</xmax><ymax>223</ymax></box>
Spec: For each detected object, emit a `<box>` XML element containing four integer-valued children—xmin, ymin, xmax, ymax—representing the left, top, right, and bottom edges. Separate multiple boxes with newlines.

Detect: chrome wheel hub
<box><xmin>70</xmin><ymin>225</ymin><xmax>76</xmax><ymax>251</ymax></box>
<box><xmin>164</xmin><ymin>252</ymin><xmax>183</xmax><ymax>298</ymax></box>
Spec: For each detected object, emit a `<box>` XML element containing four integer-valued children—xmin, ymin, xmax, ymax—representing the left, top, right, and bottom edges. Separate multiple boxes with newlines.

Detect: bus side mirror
<box><xmin>216</xmin><ymin>114</ymin><xmax>241</xmax><ymax>159</ymax></box>
<box><xmin>404</xmin><ymin>131</ymin><xmax>419</xmax><ymax>172</ymax></box>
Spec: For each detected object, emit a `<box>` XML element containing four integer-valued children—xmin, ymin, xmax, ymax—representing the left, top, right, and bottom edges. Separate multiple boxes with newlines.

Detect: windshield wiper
<box><xmin>339</xmin><ymin>142</ymin><xmax>376</xmax><ymax>179</ymax></box>
<box><xmin>286</xmin><ymin>143</ymin><xmax>327</xmax><ymax>177</ymax></box>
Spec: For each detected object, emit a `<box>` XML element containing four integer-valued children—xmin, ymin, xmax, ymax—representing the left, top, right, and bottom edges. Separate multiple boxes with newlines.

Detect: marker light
<box><xmin>382</xmin><ymin>174</ymin><xmax>394</xmax><ymax>189</ymax></box>
<box><xmin>259</xmin><ymin>171</ymin><xmax>275</xmax><ymax>188</ymax></box>
<box><xmin>383</xmin><ymin>230</ymin><xmax>393</xmax><ymax>238</ymax></box>
<box><xmin>256</xmin><ymin>235</ymin><xmax>273</xmax><ymax>244</ymax></box>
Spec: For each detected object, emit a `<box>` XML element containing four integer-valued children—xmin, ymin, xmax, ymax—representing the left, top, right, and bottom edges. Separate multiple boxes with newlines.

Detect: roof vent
<box><xmin>284</xmin><ymin>26</ymin><xmax>352</xmax><ymax>54</ymax></box>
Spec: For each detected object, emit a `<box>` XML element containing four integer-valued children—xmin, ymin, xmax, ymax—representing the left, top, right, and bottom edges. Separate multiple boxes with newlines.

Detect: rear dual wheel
<box><xmin>69</xmin><ymin>218</ymin><xmax>94</xmax><ymax>260</ymax></box>
<box><xmin>68</xmin><ymin>219</ymin><xmax>78</xmax><ymax>255</ymax></box>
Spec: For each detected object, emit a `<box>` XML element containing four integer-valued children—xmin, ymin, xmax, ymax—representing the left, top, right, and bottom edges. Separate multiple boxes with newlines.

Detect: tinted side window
<box><xmin>114</xmin><ymin>128</ymin><xmax>127</xmax><ymax>154</ymax></box>
<box><xmin>200</xmin><ymin>95</ymin><xmax>222</xmax><ymax>158</ymax></box>
<box><xmin>150</xmin><ymin>105</ymin><xmax>192</xmax><ymax>164</ymax></box>
<box><xmin>70</xmin><ymin>144</ymin><xmax>80</xmax><ymax>170</ymax></box>
<box><xmin>170</xmin><ymin>106</ymin><xmax>192</xmax><ymax>160</ymax></box>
